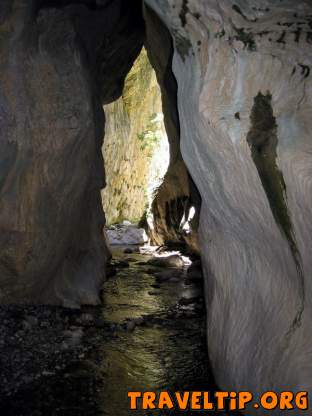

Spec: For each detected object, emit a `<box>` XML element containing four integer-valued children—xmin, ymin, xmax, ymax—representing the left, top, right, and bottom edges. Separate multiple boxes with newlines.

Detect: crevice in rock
<box><xmin>247</xmin><ymin>92</ymin><xmax>305</xmax><ymax>335</ymax></box>
<box><xmin>232</xmin><ymin>4</ymin><xmax>258</xmax><ymax>23</ymax></box>
<box><xmin>143</xmin><ymin>4</ymin><xmax>201</xmax><ymax>254</ymax></box>
<box><xmin>232</xmin><ymin>24</ymin><xmax>257</xmax><ymax>51</ymax></box>
<box><xmin>101</xmin><ymin>47</ymin><xmax>170</xmax><ymax>230</ymax></box>
<box><xmin>179</xmin><ymin>0</ymin><xmax>189</xmax><ymax>27</ymax></box>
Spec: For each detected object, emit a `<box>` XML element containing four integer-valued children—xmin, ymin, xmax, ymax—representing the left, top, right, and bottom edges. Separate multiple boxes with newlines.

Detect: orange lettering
<box><xmin>158</xmin><ymin>392</ymin><xmax>174</xmax><ymax>409</ymax></box>
<box><xmin>215</xmin><ymin>392</ymin><xmax>228</xmax><ymax>409</ymax></box>
<box><xmin>142</xmin><ymin>392</ymin><xmax>156</xmax><ymax>409</ymax></box>
<box><xmin>175</xmin><ymin>392</ymin><xmax>190</xmax><ymax>410</ymax></box>
<box><xmin>203</xmin><ymin>392</ymin><xmax>214</xmax><ymax>410</ymax></box>
<box><xmin>191</xmin><ymin>392</ymin><xmax>202</xmax><ymax>410</ymax></box>
<box><xmin>229</xmin><ymin>392</ymin><xmax>237</xmax><ymax>410</ymax></box>
<box><xmin>296</xmin><ymin>392</ymin><xmax>308</xmax><ymax>410</ymax></box>
<box><xmin>128</xmin><ymin>392</ymin><xmax>141</xmax><ymax>409</ymax></box>
<box><xmin>238</xmin><ymin>392</ymin><xmax>253</xmax><ymax>409</ymax></box>
<box><xmin>261</xmin><ymin>392</ymin><xmax>278</xmax><ymax>410</ymax></box>
<box><xmin>280</xmin><ymin>392</ymin><xmax>294</xmax><ymax>409</ymax></box>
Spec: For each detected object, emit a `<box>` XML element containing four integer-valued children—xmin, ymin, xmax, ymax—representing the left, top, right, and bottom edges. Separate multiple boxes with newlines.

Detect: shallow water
<box><xmin>1</xmin><ymin>246</ymin><xmax>233</xmax><ymax>416</ymax></box>
<box><xmin>99</xmin><ymin>247</ymin><xmax>214</xmax><ymax>415</ymax></box>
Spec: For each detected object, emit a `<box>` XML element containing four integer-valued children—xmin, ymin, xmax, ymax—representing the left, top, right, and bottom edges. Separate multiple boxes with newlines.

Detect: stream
<box><xmin>1</xmin><ymin>246</ymin><xmax>233</xmax><ymax>416</ymax></box>
<box><xmin>99</xmin><ymin>246</ymin><xmax>215</xmax><ymax>415</ymax></box>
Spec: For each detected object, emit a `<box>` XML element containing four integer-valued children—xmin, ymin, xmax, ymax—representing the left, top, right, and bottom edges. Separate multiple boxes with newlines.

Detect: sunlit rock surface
<box><xmin>145</xmin><ymin>0</ymin><xmax>312</xmax><ymax>403</ymax></box>
<box><xmin>144</xmin><ymin>7</ymin><xmax>201</xmax><ymax>252</ymax></box>
<box><xmin>106</xmin><ymin>224</ymin><xmax>148</xmax><ymax>246</ymax></box>
<box><xmin>102</xmin><ymin>49</ymin><xmax>169</xmax><ymax>225</ymax></box>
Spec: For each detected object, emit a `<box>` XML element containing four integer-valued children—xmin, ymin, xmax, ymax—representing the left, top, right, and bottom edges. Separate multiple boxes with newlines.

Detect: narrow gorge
<box><xmin>0</xmin><ymin>0</ymin><xmax>311</xmax><ymax>414</ymax></box>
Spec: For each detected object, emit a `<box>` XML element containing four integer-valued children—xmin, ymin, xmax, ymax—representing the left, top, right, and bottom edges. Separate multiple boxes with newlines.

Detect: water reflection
<box><xmin>1</xmin><ymin>248</ymin><xmax>231</xmax><ymax>416</ymax></box>
<box><xmin>98</xmin><ymin>248</ymin><xmax>216</xmax><ymax>415</ymax></box>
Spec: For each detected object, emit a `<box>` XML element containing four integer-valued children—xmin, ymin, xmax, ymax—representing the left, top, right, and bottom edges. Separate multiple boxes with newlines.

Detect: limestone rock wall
<box><xmin>102</xmin><ymin>49</ymin><xmax>168</xmax><ymax>225</ymax></box>
<box><xmin>0</xmin><ymin>0</ymin><xmax>143</xmax><ymax>306</ymax></box>
<box><xmin>145</xmin><ymin>0</ymin><xmax>312</xmax><ymax>403</ymax></box>
<box><xmin>144</xmin><ymin>6</ymin><xmax>201</xmax><ymax>252</ymax></box>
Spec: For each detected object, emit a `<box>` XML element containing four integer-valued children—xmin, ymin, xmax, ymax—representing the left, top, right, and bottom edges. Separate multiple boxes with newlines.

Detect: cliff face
<box><xmin>144</xmin><ymin>6</ymin><xmax>201</xmax><ymax>251</ymax></box>
<box><xmin>0</xmin><ymin>0</ymin><xmax>143</xmax><ymax>306</ymax></box>
<box><xmin>146</xmin><ymin>0</ymin><xmax>312</xmax><ymax>399</ymax></box>
<box><xmin>102</xmin><ymin>35</ymin><xmax>200</xmax><ymax>252</ymax></box>
<box><xmin>102</xmin><ymin>48</ymin><xmax>169</xmax><ymax>226</ymax></box>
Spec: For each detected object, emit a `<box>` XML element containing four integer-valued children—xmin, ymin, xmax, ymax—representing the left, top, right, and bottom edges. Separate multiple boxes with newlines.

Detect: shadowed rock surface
<box><xmin>0</xmin><ymin>0</ymin><xmax>143</xmax><ymax>306</ymax></box>
<box><xmin>144</xmin><ymin>5</ymin><xmax>201</xmax><ymax>252</ymax></box>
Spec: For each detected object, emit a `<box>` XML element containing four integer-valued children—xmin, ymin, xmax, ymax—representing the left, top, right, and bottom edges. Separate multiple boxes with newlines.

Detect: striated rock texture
<box><xmin>102</xmin><ymin>48</ymin><xmax>168</xmax><ymax>225</ymax></box>
<box><xmin>0</xmin><ymin>0</ymin><xmax>143</xmax><ymax>306</ymax></box>
<box><xmin>144</xmin><ymin>6</ymin><xmax>201</xmax><ymax>252</ymax></box>
<box><xmin>146</xmin><ymin>0</ymin><xmax>312</xmax><ymax>405</ymax></box>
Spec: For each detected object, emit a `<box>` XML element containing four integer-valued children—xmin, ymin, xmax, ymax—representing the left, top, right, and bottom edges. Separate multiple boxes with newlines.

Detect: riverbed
<box><xmin>0</xmin><ymin>246</ymin><xmax>234</xmax><ymax>415</ymax></box>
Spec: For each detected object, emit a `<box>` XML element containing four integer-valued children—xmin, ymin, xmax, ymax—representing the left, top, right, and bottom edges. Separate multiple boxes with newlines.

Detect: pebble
<box><xmin>178</xmin><ymin>296</ymin><xmax>201</xmax><ymax>306</ymax></box>
<box><xmin>106</xmin><ymin>265</ymin><xmax>117</xmax><ymax>278</ymax></box>
<box><xmin>126</xmin><ymin>321</ymin><xmax>136</xmax><ymax>332</ymax></box>
<box><xmin>25</xmin><ymin>315</ymin><xmax>39</xmax><ymax>326</ymax></box>
<box><xmin>133</xmin><ymin>317</ymin><xmax>144</xmax><ymax>326</ymax></box>
<box><xmin>124</xmin><ymin>248</ymin><xmax>133</xmax><ymax>254</ymax></box>
<box><xmin>114</xmin><ymin>260</ymin><xmax>129</xmax><ymax>268</ymax></box>
<box><xmin>145</xmin><ymin>268</ymin><xmax>157</xmax><ymax>274</ymax></box>
<box><xmin>150</xmin><ymin>284</ymin><xmax>161</xmax><ymax>289</ymax></box>
<box><xmin>94</xmin><ymin>318</ymin><xmax>106</xmax><ymax>329</ymax></box>
<box><xmin>154</xmin><ymin>269</ymin><xmax>182</xmax><ymax>283</ymax></box>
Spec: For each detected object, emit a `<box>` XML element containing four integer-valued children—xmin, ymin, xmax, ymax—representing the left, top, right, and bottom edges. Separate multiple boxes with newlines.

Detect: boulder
<box><xmin>147</xmin><ymin>254</ymin><xmax>184</xmax><ymax>268</ymax></box>
<box><xmin>106</xmin><ymin>225</ymin><xmax>148</xmax><ymax>245</ymax></box>
<box><xmin>186</xmin><ymin>260</ymin><xmax>203</xmax><ymax>282</ymax></box>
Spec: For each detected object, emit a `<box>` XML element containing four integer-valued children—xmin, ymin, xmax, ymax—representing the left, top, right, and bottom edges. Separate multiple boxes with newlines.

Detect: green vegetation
<box><xmin>137</xmin><ymin>113</ymin><xmax>162</xmax><ymax>157</ymax></box>
<box><xmin>122</xmin><ymin>48</ymin><xmax>153</xmax><ymax>116</ymax></box>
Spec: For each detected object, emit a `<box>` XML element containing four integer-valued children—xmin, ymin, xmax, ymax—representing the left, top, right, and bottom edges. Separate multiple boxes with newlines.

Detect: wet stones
<box><xmin>22</xmin><ymin>315</ymin><xmax>39</xmax><ymax>330</ymax></box>
<box><xmin>146</xmin><ymin>268</ymin><xmax>158</xmax><ymax>274</ymax></box>
<box><xmin>113</xmin><ymin>316</ymin><xmax>146</xmax><ymax>332</ymax></box>
<box><xmin>126</xmin><ymin>320</ymin><xmax>136</xmax><ymax>332</ymax></box>
<box><xmin>147</xmin><ymin>254</ymin><xmax>184</xmax><ymax>268</ymax></box>
<box><xmin>106</xmin><ymin>264</ymin><xmax>117</xmax><ymax>278</ymax></box>
<box><xmin>113</xmin><ymin>260</ymin><xmax>130</xmax><ymax>269</ymax></box>
<box><xmin>154</xmin><ymin>269</ymin><xmax>182</xmax><ymax>283</ymax></box>
<box><xmin>124</xmin><ymin>247</ymin><xmax>134</xmax><ymax>254</ymax></box>
<box><xmin>62</xmin><ymin>328</ymin><xmax>84</xmax><ymax>349</ymax></box>
<box><xmin>185</xmin><ymin>259</ymin><xmax>203</xmax><ymax>284</ymax></box>
<box><xmin>148</xmin><ymin>290</ymin><xmax>160</xmax><ymax>296</ymax></box>
<box><xmin>0</xmin><ymin>305</ymin><xmax>99</xmax><ymax>398</ymax></box>
<box><xmin>151</xmin><ymin>283</ymin><xmax>161</xmax><ymax>289</ymax></box>
<box><xmin>178</xmin><ymin>296</ymin><xmax>201</xmax><ymax>306</ymax></box>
